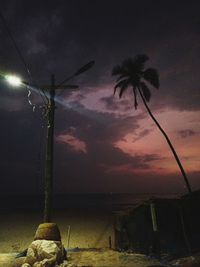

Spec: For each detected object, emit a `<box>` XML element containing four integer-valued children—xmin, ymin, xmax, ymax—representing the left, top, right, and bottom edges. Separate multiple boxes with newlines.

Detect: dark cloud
<box><xmin>0</xmin><ymin>95</ymin><xmax>198</xmax><ymax>194</ymax></box>
<box><xmin>0</xmin><ymin>98</ymin><xmax>166</xmax><ymax>193</ymax></box>
<box><xmin>141</xmin><ymin>154</ymin><xmax>166</xmax><ymax>163</ymax></box>
<box><xmin>1</xmin><ymin>1</ymin><xmax>200</xmax><ymax>91</ymax></box>
<box><xmin>54</xmin><ymin>139</ymin><xmax>200</xmax><ymax>193</ymax></box>
<box><xmin>54</xmin><ymin>100</ymin><xmax>145</xmax><ymax>144</ymax></box>
<box><xmin>132</xmin><ymin>129</ymin><xmax>153</xmax><ymax>143</ymax></box>
<box><xmin>100</xmin><ymin>95</ymin><xmax>132</xmax><ymax>112</ymax></box>
<box><xmin>178</xmin><ymin>129</ymin><xmax>196</xmax><ymax>138</ymax></box>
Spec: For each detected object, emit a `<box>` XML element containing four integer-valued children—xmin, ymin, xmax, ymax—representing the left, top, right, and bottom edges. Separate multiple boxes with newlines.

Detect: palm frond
<box><xmin>116</xmin><ymin>74</ymin><xmax>128</xmax><ymax>82</ymax></box>
<box><xmin>143</xmin><ymin>68</ymin><xmax>159</xmax><ymax>88</ymax></box>
<box><xmin>132</xmin><ymin>87</ymin><xmax>138</xmax><ymax>109</ymax></box>
<box><xmin>114</xmin><ymin>79</ymin><xmax>129</xmax><ymax>95</ymax></box>
<box><xmin>140</xmin><ymin>82</ymin><xmax>151</xmax><ymax>102</ymax></box>
<box><xmin>119</xmin><ymin>81</ymin><xmax>129</xmax><ymax>98</ymax></box>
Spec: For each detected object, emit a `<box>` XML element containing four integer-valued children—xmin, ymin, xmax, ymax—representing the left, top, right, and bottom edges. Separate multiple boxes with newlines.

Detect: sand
<box><xmin>0</xmin><ymin>253</ymin><xmax>26</xmax><ymax>267</ymax></box>
<box><xmin>0</xmin><ymin>209</ymin><xmax>164</xmax><ymax>266</ymax></box>
<box><xmin>68</xmin><ymin>249</ymin><xmax>162</xmax><ymax>267</ymax></box>
<box><xmin>1</xmin><ymin>251</ymin><xmax>200</xmax><ymax>267</ymax></box>
<box><xmin>0</xmin><ymin>250</ymin><xmax>163</xmax><ymax>267</ymax></box>
<box><xmin>0</xmin><ymin>209</ymin><xmax>115</xmax><ymax>253</ymax></box>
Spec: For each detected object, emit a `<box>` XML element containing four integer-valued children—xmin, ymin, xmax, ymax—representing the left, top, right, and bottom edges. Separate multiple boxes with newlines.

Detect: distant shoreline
<box><xmin>0</xmin><ymin>193</ymin><xmax>179</xmax><ymax>211</ymax></box>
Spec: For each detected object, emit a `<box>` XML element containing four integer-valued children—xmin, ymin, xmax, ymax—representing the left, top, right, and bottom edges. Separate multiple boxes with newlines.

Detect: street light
<box><xmin>5</xmin><ymin>74</ymin><xmax>22</xmax><ymax>86</ymax></box>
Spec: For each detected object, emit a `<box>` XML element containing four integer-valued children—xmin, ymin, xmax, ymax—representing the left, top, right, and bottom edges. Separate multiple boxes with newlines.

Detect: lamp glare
<box><xmin>5</xmin><ymin>75</ymin><xmax>22</xmax><ymax>86</ymax></box>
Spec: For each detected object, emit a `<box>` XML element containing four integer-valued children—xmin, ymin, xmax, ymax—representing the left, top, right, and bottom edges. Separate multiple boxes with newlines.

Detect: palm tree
<box><xmin>112</xmin><ymin>54</ymin><xmax>192</xmax><ymax>194</ymax></box>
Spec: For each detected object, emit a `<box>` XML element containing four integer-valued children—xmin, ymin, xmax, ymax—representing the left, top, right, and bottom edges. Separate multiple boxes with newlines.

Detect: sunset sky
<box><xmin>0</xmin><ymin>0</ymin><xmax>199</xmax><ymax>195</ymax></box>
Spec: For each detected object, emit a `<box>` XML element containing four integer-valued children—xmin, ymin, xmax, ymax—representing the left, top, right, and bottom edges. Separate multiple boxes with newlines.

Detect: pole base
<box><xmin>34</xmin><ymin>223</ymin><xmax>61</xmax><ymax>241</ymax></box>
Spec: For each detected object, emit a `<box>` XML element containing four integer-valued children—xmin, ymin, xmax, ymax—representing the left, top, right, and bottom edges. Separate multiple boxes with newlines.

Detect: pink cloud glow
<box><xmin>114</xmin><ymin>109</ymin><xmax>200</xmax><ymax>175</ymax></box>
<box><xmin>56</xmin><ymin>133</ymin><xmax>87</xmax><ymax>154</ymax></box>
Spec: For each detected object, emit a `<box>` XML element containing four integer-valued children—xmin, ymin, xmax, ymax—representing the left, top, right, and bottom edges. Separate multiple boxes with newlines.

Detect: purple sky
<box><xmin>0</xmin><ymin>0</ymin><xmax>199</xmax><ymax>195</ymax></box>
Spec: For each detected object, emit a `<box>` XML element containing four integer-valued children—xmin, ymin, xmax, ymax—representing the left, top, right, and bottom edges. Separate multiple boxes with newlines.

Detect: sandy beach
<box><xmin>0</xmin><ymin>208</ymin><xmax>164</xmax><ymax>267</ymax></box>
<box><xmin>0</xmin><ymin>209</ymin><xmax>115</xmax><ymax>253</ymax></box>
<box><xmin>0</xmin><ymin>193</ymin><xmax>146</xmax><ymax>253</ymax></box>
<box><xmin>1</xmin><ymin>207</ymin><xmax>200</xmax><ymax>266</ymax></box>
<box><xmin>0</xmin><ymin>250</ymin><xmax>163</xmax><ymax>267</ymax></box>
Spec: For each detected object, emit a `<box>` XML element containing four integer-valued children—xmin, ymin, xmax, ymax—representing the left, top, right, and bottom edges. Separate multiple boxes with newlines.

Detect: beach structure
<box><xmin>114</xmin><ymin>193</ymin><xmax>200</xmax><ymax>255</ymax></box>
<box><xmin>181</xmin><ymin>189</ymin><xmax>200</xmax><ymax>253</ymax></box>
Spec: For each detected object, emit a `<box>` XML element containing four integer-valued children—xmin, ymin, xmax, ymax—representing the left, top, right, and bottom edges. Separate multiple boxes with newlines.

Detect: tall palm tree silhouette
<box><xmin>112</xmin><ymin>54</ymin><xmax>192</xmax><ymax>194</ymax></box>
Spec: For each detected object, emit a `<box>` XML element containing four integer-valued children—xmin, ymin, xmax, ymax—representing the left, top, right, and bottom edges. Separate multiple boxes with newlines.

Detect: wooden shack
<box><xmin>114</xmin><ymin>197</ymin><xmax>190</xmax><ymax>255</ymax></box>
<box><xmin>181</xmin><ymin>190</ymin><xmax>200</xmax><ymax>253</ymax></box>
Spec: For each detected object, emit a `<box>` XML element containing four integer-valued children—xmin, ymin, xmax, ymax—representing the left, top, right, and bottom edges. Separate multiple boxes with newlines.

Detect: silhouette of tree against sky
<box><xmin>112</xmin><ymin>54</ymin><xmax>192</xmax><ymax>194</ymax></box>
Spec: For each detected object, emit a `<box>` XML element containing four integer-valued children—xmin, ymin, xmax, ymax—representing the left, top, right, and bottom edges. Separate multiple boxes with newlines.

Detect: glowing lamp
<box><xmin>5</xmin><ymin>75</ymin><xmax>22</xmax><ymax>86</ymax></box>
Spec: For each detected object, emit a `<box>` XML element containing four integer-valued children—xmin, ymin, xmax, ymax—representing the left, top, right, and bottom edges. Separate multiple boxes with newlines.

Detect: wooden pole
<box><xmin>150</xmin><ymin>202</ymin><xmax>160</xmax><ymax>256</ymax></box>
<box><xmin>44</xmin><ymin>74</ymin><xmax>55</xmax><ymax>222</ymax></box>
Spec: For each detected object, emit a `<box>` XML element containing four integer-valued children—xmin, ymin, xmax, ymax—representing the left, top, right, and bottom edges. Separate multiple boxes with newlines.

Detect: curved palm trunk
<box><xmin>138</xmin><ymin>87</ymin><xmax>192</xmax><ymax>194</ymax></box>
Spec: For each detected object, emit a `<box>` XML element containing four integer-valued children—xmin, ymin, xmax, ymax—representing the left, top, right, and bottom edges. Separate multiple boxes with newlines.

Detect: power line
<box><xmin>0</xmin><ymin>10</ymin><xmax>48</xmax><ymax>106</ymax></box>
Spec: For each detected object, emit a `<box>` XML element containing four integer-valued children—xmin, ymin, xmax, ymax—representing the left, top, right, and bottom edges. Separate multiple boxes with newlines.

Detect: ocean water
<box><xmin>0</xmin><ymin>193</ymin><xmax>177</xmax><ymax>211</ymax></box>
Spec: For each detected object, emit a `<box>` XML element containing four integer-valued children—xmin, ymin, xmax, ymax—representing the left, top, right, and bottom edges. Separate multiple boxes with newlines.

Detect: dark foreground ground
<box><xmin>1</xmin><ymin>249</ymin><xmax>200</xmax><ymax>267</ymax></box>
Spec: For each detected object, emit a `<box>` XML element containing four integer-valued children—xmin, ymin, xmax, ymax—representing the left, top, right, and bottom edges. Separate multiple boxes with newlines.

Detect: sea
<box><xmin>0</xmin><ymin>193</ymin><xmax>178</xmax><ymax>211</ymax></box>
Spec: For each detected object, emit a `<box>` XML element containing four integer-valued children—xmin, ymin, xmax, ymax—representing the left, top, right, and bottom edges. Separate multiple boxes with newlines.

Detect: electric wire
<box><xmin>0</xmin><ymin>11</ymin><xmax>48</xmax><ymax>107</ymax></box>
<box><xmin>57</xmin><ymin>74</ymin><xmax>75</xmax><ymax>96</ymax></box>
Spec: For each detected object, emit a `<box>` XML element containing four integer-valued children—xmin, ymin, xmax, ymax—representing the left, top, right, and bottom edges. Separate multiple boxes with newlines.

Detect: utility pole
<box><xmin>44</xmin><ymin>74</ymin><xmax>55</xmax><ymax>222</ymax></box>
<box><xmin>42</xmin><ymin>61</ymin><xmax>95</xmax><ymax>223</ymax></box>
<box><xmin>43</xmin><ymin>74</ymin><xmax>78</xmax><ymax>222</ymax></box>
